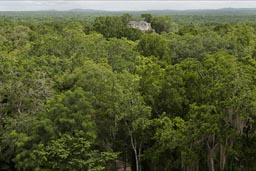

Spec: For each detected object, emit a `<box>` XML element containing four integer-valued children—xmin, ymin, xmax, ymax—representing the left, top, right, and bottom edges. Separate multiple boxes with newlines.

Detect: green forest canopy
<box><xmin>1</xmin><ymin>11</ymin><xmax>256</xmax><ymax>171</ymax></box>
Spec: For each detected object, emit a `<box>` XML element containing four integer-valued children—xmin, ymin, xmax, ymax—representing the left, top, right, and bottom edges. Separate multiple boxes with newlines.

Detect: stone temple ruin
<box><xmin>127</xmin><ymin>21</ymin><xmax>152</xmax><ymax>32</ymax></box>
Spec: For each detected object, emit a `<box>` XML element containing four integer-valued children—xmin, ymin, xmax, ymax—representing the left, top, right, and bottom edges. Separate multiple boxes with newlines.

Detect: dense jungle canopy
<box><xmin>1</xmin><ymin>11</ymin><xmax>256</xmax><ymax>171</ymax></box>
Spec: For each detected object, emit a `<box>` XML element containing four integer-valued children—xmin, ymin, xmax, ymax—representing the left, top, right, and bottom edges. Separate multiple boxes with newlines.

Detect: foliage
<box><xmin>0</xmin><ymin>12</ymin><xmax>256</xmax><ymax>171</ymax></box>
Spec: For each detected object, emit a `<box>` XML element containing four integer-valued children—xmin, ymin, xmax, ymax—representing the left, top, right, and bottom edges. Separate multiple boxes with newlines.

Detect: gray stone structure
<box><xmin>127</xmin><ymin>21</ymin><xmax>152</xmax><ymax>32</ymax></box>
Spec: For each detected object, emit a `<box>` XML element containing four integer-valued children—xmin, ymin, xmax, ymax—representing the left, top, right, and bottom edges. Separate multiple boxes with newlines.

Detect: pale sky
<box><xmin>0</xmin><ymin>1</ymin><xmax>256</xmax><ymax>11</ymax></box>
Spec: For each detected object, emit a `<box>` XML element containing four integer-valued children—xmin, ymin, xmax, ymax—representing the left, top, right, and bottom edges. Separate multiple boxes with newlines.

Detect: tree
<box><xmin>135</xmin><ymin>56</ymin><xmax>164</xmax><ymax>116</ymax></box>
<box><xmin>151</xmin><ymin>16</ymin><xmax>174</xmax><ymax>34</ymax></box>
<box><xmin>148</xmin><ymin>115</ymin><xmax>186</xmax><ymax>170</ymax></box>
<box><xmin>93</xmin><ymin>16</ymin><xmax>142</xmax><ymax>40</ymax></box>
<box><xmin>106</xmin><ymin>38</ymin><xmax>138</xmax><ymax>73</ymax></box>
<box><xmin>137</xmin><ymin>33</ymin><xmax>172</xmax><ymax>63</ymax></box>
<box><xmin>141</xmin><ymin>14</ymin><xmax>153</xmax><ymax>23</ymax></box>
<box><xmin>8</xmin><ymin>88</ymin><xmax>117</xmax><ymax>171</ymax></box>
<box><xmin>117</xmin><ymin>72</ymin><xmax>152</xmax><ymax>171</ymax></box>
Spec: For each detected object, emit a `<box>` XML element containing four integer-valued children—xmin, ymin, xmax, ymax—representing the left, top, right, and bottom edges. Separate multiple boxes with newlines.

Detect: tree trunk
<box><xmin>208</xmin><ymin>149</ymin><xmax>215</xmax><ymax>171</ymax></box>
<box><xmin>130</xmin><ymin>131</ymin><xmax>140</xmax><ymax>171</ymax></box>
<box><xmin>206</xmin><ymin>140</ymin><xmax>215</xmax><ymax>171</ymax></box>
<box><xmin>138</xmin><ymin>142</ymin><xmax>142</xmax><ymax>171</ymax></box>
<box><xmin>134</xmin><ymin>149</ymin><xmax>139</xmax><ymax>171</ymax></box>
<box><xmin>220</xmin><ymin>140</ymin><xmax>227</xmax><ymax>171</ymax></box>
<box><xmin>0</xmin><ymin>112</ymin><xmax>2</xmax><ymax>129</ymax></box>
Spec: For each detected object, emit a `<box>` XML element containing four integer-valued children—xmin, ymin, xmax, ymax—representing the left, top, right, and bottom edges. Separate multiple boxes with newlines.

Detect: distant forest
<box><xmin>1</xmin><ymin>10</ymin><xmax>256</xmax><ymax>171</ymax></box>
